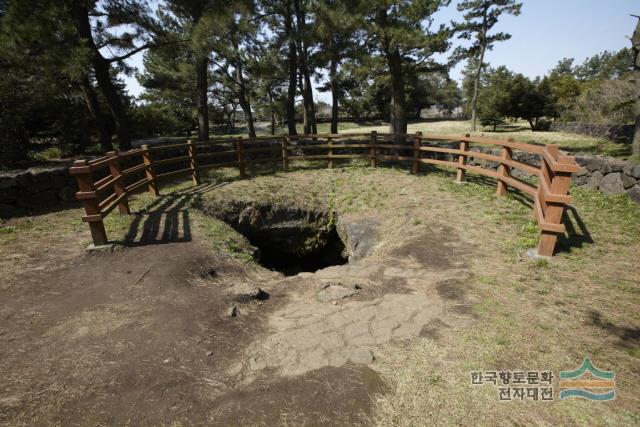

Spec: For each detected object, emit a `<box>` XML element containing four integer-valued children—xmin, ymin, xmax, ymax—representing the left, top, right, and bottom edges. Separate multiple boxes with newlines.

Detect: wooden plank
<box><xmin>153</xmin><ymin>155</ymin><xmax>190</xmax><ymax>166</ymax></box>
<box><xmin>118</xmin><ymin>148</ymin><xmax>144</xmax><ymax>159</ymax></box>
<box><xmin>121</xmin><ymin>163</ymin><xmax>148</xmax><ymax>177</ymax></box>
<box><xmin>500</xmin><ymin>157</ymin><xmax>539</xmax><ymax>176</ymax></box>
<box><xmin>197</xmin><ymin>149</ymin><xmax>238</xmax><ymax>159</ymax></box>
<box><xmin>496</xmin><ymin>145</ymin><xmax>513</xmax><ymax>196</ymax></box>
<box><xmin>98</xmin><ymin>192</ymin><xmax>118</xmax><ymax>211</ymax></box>
<box><xmin>412</xmin><ymin>132</ymin><xmax>422</xmax><ymax>174</ymax></box>
<box><xmin>456</xmin><ymin>138</ymin><xmax>469</xmax><ymax>182</ymax></box>
<box><xmin>199</xmin><ymin>161</ymin><xmax>240</xmax><ymax>170</ymax></box>
<box><xmin>288</xmin><ymin>154</ymin><xmax>370</xmax><ymax>161</ymax></box>
<box><xmin>370</xmin><ymin>131</ymin><xmax>377</xmax><ymax>167</ymax></box>
<box><xmin>141</xmin><ymin>145</ymin><xmax>159</xmax><ymax>196</ymax></box>
<box><xmin>99</xmin><ymin>192</ymin><xmax>128</xmax><ymax>217</ymax></box>
<box><xmin>291</xmin><ymin>143</ymin><xmax>370</xmax><ymax>149</ymax></box>
<box><xmin>93</xmin><ymin>174</ymin><xmax>113</xmax><ymax>191</ymax></box>
<box><xmin>374</xmin><ymin>144</ymin><xmax>414</xmax><ymax>150</ymax></box>
<box><xmin>146</xmin><ymin>142</ymin><xmax>189</xmax><ymax>152</ymax></box>
<box><xmin>106</xmin><ymin>150</ymin><xmax>129</xmax><ymax>214</ymax></box>
<box><xmin>536</xmin><ymin>145</ymin><xmax>573</xmax><ymax>257</ymax></box>
<box><xmin>419</xmin><ymin>146</ymin><xmax>461</xmax><ymax>155</ymax></box>
<box><xmin>88</xmin><ymin>156</ymin><xmax>110</xmax><ymax>170</ymax></box>
<box><xmin>70</xmin><ymin>159</ymin><xmax>108</xmax><ymax>245</ymax></box>
<box><xmin>237</xmin><ymin>138</ymin><xmax>246</xmax><ymax>178</ymax></box>
<box><xmin>538</xmin><ymin>174</ymin><xmax>573</xmax><ymax>204</ymax></box>
<box><xmin>156</xmin><ymin>167</ymin><xmax>192</xmax><ymax>179</ymax></box>
<box><xmin>533</xmin><ymin>195</ymin><xmax>566</xmax><ymax>233</ymax></box>
<box><xmin>498</xmin><ymin>175</ymin><xmax>537</xmax><ymax>197</ymax></box>
<box><xmin>187</xmin><ymin>140</ymin><xmax>200</xmax><ymax>185</ymax></box>
<box><xmin>375</xmin><ymin>155</ymin><xmax>414</xmax><ymax>162</ymax></box>
<box><xmin>94</xmin><ymin>173</ymin><xmax>122</xmax><ymax>193</ymax></box>
<box><xmin>242</xmin><ymin>146</ymin><xmax>281</xmax><ymax>154</ymax></box>
<box><xmin>125</xmin><ymin>178</ymin><xmax>149</xmax><ymax>193</ymax></box>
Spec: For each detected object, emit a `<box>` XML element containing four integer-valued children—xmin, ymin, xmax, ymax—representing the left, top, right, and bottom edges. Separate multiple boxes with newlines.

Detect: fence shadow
<box><xmin>556</xmin><ymin>205</ymin><xmax>593</xmax><ymax>253</ymax></box>
<box><xmin>120</xmin><ymin>180</ymin><xmax>231</xmax><ymax>246</ymax></box>
<box><xmin>122</xmin><ymin>194</ymin><xmax>192</xmax><ymax>246</ymax></box>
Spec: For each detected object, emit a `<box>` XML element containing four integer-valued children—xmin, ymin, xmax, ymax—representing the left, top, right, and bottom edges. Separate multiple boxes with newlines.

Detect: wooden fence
<box><xmin>70</xmin><ymin>132</ymin><xmax>579</xmax><ymax>258</ymax></box>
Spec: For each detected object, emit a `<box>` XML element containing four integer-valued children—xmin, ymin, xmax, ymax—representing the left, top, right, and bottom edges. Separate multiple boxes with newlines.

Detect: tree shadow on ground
<box><xmin>587</xmin><ymin>310</ymin><xmax>640</xmax><ymax>349</ymax></box>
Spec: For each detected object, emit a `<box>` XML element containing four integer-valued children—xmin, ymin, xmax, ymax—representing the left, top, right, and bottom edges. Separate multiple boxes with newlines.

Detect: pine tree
<box><xmin>453</xmin><ymin>0</ymin><xmax>521</xmax><ymax>132</ymax></box>
<box><xmin>632</xmin><ymin>15</ymin><xmax>640</xmax><ymax>157</ymax></box>
<box><xmin>314</xmin><ymin>0</ymin><xmax>364</xmax><ymax>133</ymax></box>
<box><xmin>365</xmin><ymin>0</ymin><xmax>451</xmax><ymax>135</ymax></box>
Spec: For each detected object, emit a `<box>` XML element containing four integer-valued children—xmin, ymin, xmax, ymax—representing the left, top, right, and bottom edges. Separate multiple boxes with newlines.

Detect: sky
<box><xmin>120</xmin><ymin>0</ymin><xmax>638</xmax><ymax>103</ymax></box>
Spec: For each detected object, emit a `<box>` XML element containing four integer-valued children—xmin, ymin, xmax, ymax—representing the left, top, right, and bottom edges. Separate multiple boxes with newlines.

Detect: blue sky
<box><xmin>121</xmin><ymin>0</ymin><xmax>638</xmax><ymax>102</ymax></box>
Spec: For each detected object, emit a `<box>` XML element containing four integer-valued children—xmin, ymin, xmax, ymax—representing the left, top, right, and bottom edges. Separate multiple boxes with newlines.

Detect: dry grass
<box><xmin>1</xmin><ymin>161</ymin><xmax>639</xmax><ymax>425</ymax></box>
<box><xmin>338</xmin><ymin>120</ymin><xmax>631</xmax><ymax>158</ymax></box>
<box><xmin>202</xmin><ymin>164</ymin><xmax>640</xmax><ymax>426</ymax></box>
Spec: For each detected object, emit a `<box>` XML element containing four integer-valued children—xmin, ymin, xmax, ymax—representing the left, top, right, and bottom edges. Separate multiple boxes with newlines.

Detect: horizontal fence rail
<box><xmin>70</xmin><ymin>132</ymin><xmax>579</xmax><ymax>258</ymax></box>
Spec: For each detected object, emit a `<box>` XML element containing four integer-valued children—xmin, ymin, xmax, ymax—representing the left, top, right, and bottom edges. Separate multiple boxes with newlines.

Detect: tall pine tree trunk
<box><xmin>386</xmin><ymin>46</ymin><xmax>407</xmax><ymax>135</ymax></box>
<box><xmin>195</xmin><ymin>54</ymin><xmax>209</xmax><ymax>142</ymax></box>
<box><xmin>298</xmin><ymin>70</ymin><xmax>309</xmax><ymax>133</ymax></box>
<box><xmin>294</xmin><ymin>0</ymin><xmax>316</xmax><ymax>134</ymax></box>
<box><xmin>632</xmin><ymin>17</ymin><xmax>640</xmax><ymax>157</ymax></box>
<box><xmin>268</xmin><ymin>89</ymin><xmax>276</xmax><ymax>135</ymax></box>
<box><xmin>284</xmin><ymin>0</ymin><xmax>298</xmax><ymax>135</ymax></box>
<box><xmin>471</xmin><ymin>10</ymin><xmax>488</xmax><ymax>132</ymax></box>
<box><xmin>78</xmin><ymin>75</ymin><xmax>112</xmax><ymax>151</ymax></box>
<box><xmin>329</xmin><ymin>58</ymin><xmax>339</xmax><ymax>134</ymax></box>
<box><xmin>470</xmin><ymin>45</ymin><xmax>486</xmax><ymax>132</ymax></box>
<box><xmin>71</xmin><ymin>1</ymin><xmax>131</xmax><ymax>151</ymax></box>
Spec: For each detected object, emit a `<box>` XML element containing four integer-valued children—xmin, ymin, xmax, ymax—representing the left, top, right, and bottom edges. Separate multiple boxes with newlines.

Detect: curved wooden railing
<box><xmin>70</xmin><ymin>132</ymin><xmax>579</xmax><ymax>258</ymax></box>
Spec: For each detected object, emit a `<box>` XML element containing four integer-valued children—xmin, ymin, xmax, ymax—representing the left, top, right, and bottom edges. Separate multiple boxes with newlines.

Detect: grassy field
<box><xmin>219</xmin><ymin>119</ymin><xmax>633</xmax><ymax>159</ymax></box>
<box><xmin>1</xmin><ymin>159</ymin><xmax>639</xmax><ymax>425</ymax></box>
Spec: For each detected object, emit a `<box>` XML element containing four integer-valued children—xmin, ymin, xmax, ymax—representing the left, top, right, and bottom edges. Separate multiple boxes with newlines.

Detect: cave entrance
<box><xmin>215</xmin><ymin>203</ymin><xmax>349</xmax><ymax>276</ymax></box>
<box><xmin>253</xmin><ymin>228</ymin><xmax>348</xmax><ymax>276</ymax></box>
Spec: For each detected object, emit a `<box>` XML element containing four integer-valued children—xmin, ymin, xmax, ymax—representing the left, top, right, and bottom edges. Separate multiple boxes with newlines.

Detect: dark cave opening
<box><xmin>249</xmin><ymin>227</ymin><xmax>348</xmax><ymax>276</ymax></box>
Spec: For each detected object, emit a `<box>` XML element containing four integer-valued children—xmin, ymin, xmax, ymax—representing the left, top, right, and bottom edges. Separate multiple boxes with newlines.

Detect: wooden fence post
<box><xmin>106</xmin><ymin>151</ymin><xmax>130</xmax><ymax>214</ymax></box>
<box><xmin>141</xmin><ymin>144</ymin><xmax>159</xmax><ymax>196</ymax></box>
<box><xmin>70</xmin><ymin>160</ymin><xmax>108</xmax><ymax>246</ymax></box>
<box><xmin>456</xmin><ymin>134</ymin><xmax>470</xmax><ymax>183</ymax></box>
<box><xmin>186</xmin><ymin>140</ymin><xmax>201</xmax><ymax>185</ymax></box>
<box><xmin>412</xmin><ymin>131</ymin><xmax>422</xmax><ymax>174</ymax></box>
<box><xmin>535</xmin><ymin>144</ymin><xmax>573</xmax><ymax>258</ymax></box>
<box><xmin>237</xmin><ymin>137</ymin><xmax>247</xmax><ymax>178</ymax></box>
<box><xmin>496</xmin><ymin>142</ymin><xmax>513</xmax><ymax>196</ymax></box>
<box><xmin>327</xmin><ymin>136</ymin><xmax>333</xmax><ymax>169</ymax></box>
<box><xmin>282</xmin><ymin>136</ymin><xmax>289</xmax><ymax>172</ymax></box>
<box><xmin>370</xmin><ymin>131</ymin><xmax>377</xmax><ymax>167</ymax></box>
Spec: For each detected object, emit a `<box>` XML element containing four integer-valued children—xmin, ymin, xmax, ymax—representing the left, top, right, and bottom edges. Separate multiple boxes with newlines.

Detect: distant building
<box><xmin>420</xmin><ymin>106</ymin><xmax>464</xmax><ymax>119</ymax></box>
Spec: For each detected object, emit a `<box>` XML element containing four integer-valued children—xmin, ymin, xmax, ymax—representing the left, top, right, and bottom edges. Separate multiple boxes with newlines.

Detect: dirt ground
<box><xmin>1</xmin><ymin>164</ymin><xmax>639</xmax><ymax>426</ymax></box>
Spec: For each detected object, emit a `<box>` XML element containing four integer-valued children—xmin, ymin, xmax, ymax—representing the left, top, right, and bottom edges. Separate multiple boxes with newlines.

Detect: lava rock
<box><xmin>227</xmin><ymin>305</ymin><xmax>238</xmax><ymax>317</ymax></box>
<box><xmin>336</xmin><ymin>217</ymin><xmax>379</xmax><ymax>261</ymax></box>
<box><xmin>585</xmin><ymin>171</ymin><xmax>604</xmax><ymax>190</ymax></box>
<box><xmin>230</xmin><ymin>283</ymin><xmax>269</xmax><ymax>302</ymax></box>
<box><xmin>627</xmin><ymin>185</ymin><xmax>640</xmax><ymax>204</ymax></box>
<box><xmin>622</xmin><ymin>174</ymin><xmax>637</xmax><ymax>189</ymax></box>
<box><xmin>598</xmin><ymin>173</ymin><xmax>625</xmax><ymax>195</ymax></box>
<box><xmin>318</xmin><ymin>283</ymin><xmax>359</xmax><ymax>302</ymax></box>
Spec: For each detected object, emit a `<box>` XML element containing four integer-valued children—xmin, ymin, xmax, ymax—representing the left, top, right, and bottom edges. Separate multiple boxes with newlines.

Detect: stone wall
<box><xmin>0</xmin><ymin>164</ymin><xmax>77</xmax><ymax>218</ymax></box>
<box><xmin>572</xmin><ymin>156</ymin><xmax>640</xmax><ymax>204</ymax></box>
<box><xmin>549</xmin><ymin>122</ymin><xmax>634</xmax><ymax>142</ymax></box>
